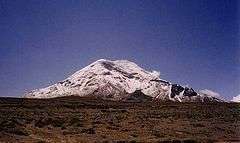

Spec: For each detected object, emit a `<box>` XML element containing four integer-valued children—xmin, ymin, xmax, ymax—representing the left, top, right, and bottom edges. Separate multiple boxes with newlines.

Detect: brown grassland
<box><xmin>0</xmin><ymin>96</ymin><xmax>239</xmax><ymax>143</ymax></box>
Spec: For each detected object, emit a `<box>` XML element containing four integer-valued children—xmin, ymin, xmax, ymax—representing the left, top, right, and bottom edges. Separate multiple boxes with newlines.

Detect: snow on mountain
<box><xmin>198</xmin><ymin>89</ymin><xmax>225</xmax><ymax>102</ymax></box>
<box><xmin>231</xmin><ymin>95</ymin><xmax>240</xmax><ymax>103</ymax></box>
<box><xmin>23</xmin><ymin>59</ymin><xmax>222</xmax><ymax>102</ymax></box>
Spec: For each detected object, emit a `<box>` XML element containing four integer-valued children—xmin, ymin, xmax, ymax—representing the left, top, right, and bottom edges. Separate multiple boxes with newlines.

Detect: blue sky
<box><xmin>0</xmin><ymin>0</ymin><xmax>239</xmax><ymax>100</ymax></box>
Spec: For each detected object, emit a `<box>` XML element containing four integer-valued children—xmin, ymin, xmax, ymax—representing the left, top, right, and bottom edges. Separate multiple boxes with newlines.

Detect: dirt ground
<box><xmin>0</xmin><ymin>96</ymin><xmax>239</xmax><ymax>143</ymax></box>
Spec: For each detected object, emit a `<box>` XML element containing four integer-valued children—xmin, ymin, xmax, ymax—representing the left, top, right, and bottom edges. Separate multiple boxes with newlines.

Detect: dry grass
<box><xmin>0</xmin><ymin>96</ymin><xmax>239</xmax><ymax>143</ymax></box>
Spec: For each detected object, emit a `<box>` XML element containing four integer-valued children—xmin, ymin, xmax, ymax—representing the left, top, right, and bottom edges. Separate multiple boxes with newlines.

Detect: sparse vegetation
<box><xmin>0</xmin><ymin>96</ymin><xmax>239</xmax><ymax>143</ymax></box>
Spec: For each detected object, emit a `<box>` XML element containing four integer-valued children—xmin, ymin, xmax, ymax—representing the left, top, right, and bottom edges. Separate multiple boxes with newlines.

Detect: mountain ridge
<box><xmin>24</xmin><ymin>59</ymin><xmax>223</xmax><ymax>102</ymax></box>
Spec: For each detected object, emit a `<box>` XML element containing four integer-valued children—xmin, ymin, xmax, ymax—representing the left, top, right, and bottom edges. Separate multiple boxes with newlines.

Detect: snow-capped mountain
<box><xmin>24</xmin><ymin>59</ymin><xmax>222</xmax><ymax>102</ymax></box>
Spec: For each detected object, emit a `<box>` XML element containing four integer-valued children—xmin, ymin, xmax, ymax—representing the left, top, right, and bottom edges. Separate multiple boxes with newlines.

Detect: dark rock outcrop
<box><xmin>183</xmin><ymin>87</ymin><xmax>197</xmax><ymax>97</ymax></box>
<box><xmin>124</xmin><ymin>90</ymin><xmax>152</xmax><ymax>102</ymax></box>
<box><xmin>171</xmin><ymin>84</ymin><xmax>185</xmax><ymax>98</ymax></box>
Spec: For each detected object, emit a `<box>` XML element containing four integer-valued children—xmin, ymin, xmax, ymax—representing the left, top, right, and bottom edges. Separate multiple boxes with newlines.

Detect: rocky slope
<box><xmin>24</xmin><ymin>59</ymin><xmax>223</xmax><ymax>102</ymax></box>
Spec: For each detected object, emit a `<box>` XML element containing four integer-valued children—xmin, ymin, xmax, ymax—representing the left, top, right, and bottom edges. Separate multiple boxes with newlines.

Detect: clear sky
<box><xmin>0</xmin><ymin>0</ymin><xmax>239</xmax><ymax>100</ymax></box>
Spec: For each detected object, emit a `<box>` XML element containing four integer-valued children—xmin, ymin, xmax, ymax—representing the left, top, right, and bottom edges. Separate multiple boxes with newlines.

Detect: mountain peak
<box><xmin>24</xmin><ymin>59</ymin><xmax>222</xmax><ymax>102</ymax></box>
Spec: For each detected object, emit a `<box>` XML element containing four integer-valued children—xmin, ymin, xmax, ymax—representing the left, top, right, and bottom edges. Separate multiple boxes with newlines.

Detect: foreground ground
<box><xmin>0</xmin><ymin>96</ymin><xmax>239</xmax><ymax>143</ymax></box>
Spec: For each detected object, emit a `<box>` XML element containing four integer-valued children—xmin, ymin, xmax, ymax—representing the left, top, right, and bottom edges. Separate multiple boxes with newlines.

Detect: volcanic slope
<box><xmin>24</xmin><ymin>59</ymin><xmax>222</xmax><ymax>102</ymax></box>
